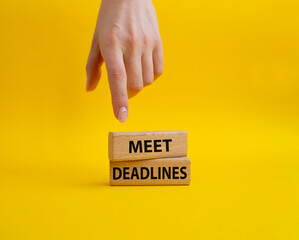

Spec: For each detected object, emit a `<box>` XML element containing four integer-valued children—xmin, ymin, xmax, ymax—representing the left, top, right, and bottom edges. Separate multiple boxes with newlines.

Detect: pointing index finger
<box><xmin>102</xmin><ymin>47</ymin><xmax>129</xmax><ymax>122</ymax></box>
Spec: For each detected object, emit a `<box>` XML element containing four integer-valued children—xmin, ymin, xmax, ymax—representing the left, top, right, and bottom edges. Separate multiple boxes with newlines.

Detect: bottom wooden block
<box><xmin>110</xmin><ymin>157</ymin><xmax>191</xmax><ymax>186</ymax></box>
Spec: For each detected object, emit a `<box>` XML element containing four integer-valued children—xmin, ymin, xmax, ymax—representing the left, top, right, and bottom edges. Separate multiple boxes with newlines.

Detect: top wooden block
<box><xmin>109</xmin><ymin>131</ymin><xmax>188</xmax><ymax>161</ymax></box>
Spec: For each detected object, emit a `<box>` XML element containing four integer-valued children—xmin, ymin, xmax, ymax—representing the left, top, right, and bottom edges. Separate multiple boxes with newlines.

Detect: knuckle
<box><xmin>155</xmin><ymin>67</ymin><xmax>163</xmax><ymax>77</ymax></box>
<box><xmin>104</xmin><ymin>32</ymin><xmax>120</xmax><ymax>47</ymax></box>
<box><xmin>128</xmin><ymin>82</ymin><xmax>143</xmax><ymax>92</ymax></box>
<box><xmin>144</xmin><ymin>78</ymin><xmax>153</xmax><ymax>86</ymax></box>
<box><xmin>112</xmin><ymin>93</ymin><xmax>128</xmax><ymax>103</ymax></box>
<box><xmin>126</xmin><ymin>30</ymin><xmax>140</xmax><ymax>49</ymax></box>
<box><xmin>154</xmin><ymin>34</ymin><xmax>162</xmax><ymax>46</ymax></box>
<box><xmin>109</xmin><ymin>68</ymin><xmax>126</xmax><ymax>80</ymax></box>
<box><xmin>127</xmin><ymin>36</ymin><xmax>138</xmax><ymax>48</ymax></box>
<box><xmin>143</xmin><ymin>73</ymin><xmax>154</xmax><ymax>85</ymax></box>
<box><xmin>141</xmin><ymin>33</ymin><xmax>151</xmax><ymax>46</ymax></box>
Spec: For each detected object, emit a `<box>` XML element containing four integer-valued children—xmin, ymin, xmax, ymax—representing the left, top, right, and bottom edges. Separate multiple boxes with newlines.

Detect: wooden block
<box><xmin>109</xmin><ymin>131</ymin><xmax>187</xmax><ymax>161</ymax></box>
<box><xmin>110</xmin><ymin>157</ymin><xmax>191</xmax><ymax>186</ymax></box>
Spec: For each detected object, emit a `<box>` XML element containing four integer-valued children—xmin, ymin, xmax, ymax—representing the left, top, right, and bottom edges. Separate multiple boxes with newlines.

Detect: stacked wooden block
<box><xmin>109</xmin><ymin>131</ymin><xmax>190</xmax><ymax>185</ymax></box>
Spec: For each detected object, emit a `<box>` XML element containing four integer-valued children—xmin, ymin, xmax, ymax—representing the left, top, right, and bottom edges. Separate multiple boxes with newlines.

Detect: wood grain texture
<box><xmin>108</xmin><ymin>131</ymin><xmax>187</xmax><ymax>161</ymax></box>
<box><xmin>110</xmin><ymin>157</ymin><xmax>191</xmax><ymax>186</ymax></box>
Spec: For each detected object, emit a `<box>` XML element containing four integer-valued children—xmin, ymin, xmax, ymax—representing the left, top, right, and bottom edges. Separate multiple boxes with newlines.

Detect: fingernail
<box><xmin>118</xmin><ymin>107</ymin><xmax>127</xmax><ymax>123</ymax></box>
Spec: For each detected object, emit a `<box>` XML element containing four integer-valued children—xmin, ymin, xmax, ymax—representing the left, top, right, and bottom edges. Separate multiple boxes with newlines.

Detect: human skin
<box><xmin>86</xmin><ymin>0</ymin><xmax>163</xmax><ymax>123</ymax></box>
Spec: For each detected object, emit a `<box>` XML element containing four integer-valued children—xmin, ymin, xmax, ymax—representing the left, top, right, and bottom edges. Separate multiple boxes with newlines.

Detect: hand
<box><xmin>86</xmin><ymin>0</ymin><xmax>163</xmax><ymax>123</ymax></box>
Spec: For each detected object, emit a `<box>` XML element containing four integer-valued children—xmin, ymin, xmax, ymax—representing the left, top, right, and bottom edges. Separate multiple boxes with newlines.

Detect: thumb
<box><xmin>86</xmin><ymin>38</ymin><xmax>104</xmax><ymax>91</ymax></box>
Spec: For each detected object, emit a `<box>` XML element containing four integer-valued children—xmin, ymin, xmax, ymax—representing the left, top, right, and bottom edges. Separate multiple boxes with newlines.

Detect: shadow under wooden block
<box><xmin>110</xmin><ymin>157</ymin><xmax>191</xmax><ymax>186</ymax></box>
<box><xmin>109</xmin><ymin>131</ymin><xmax>188</xmax><ymax>161</ymax></box>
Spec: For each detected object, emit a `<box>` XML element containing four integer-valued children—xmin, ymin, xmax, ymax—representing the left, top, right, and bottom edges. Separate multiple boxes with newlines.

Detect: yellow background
<box><xmin>0</xmin><ymin>0</ymin><xmax>298</xmax><ymax>239</ymax></box>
